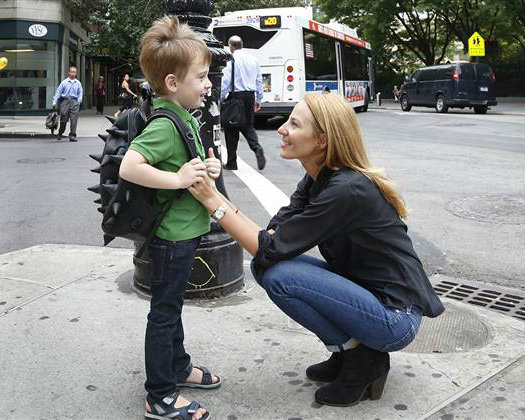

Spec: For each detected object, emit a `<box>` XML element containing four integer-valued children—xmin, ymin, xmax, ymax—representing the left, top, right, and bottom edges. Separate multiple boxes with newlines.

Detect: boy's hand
<box><xmin>177</xmin><ymin>158</ymin><xmax>207</xmax><ymax>189</ymax></box>
<box><xmin>205</xmin><ymin>148</ymin><xmax>221</xmax><ymax>180</ymax></box>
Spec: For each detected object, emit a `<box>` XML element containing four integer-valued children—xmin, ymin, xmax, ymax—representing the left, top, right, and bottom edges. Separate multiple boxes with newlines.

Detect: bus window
<box><xmin>213</xmin><ymin>26</ymin><xmax>278</xmax><ymax>49</ymax></box>
<box><xmin>303</xmin><ymin>29</ymin><xmax>337</xmax><ymax>81</ymax></box>
<box><xmin>341</xmin><ymin>44</ymin><xmax>368</xmax><ymax>81</ymax></box>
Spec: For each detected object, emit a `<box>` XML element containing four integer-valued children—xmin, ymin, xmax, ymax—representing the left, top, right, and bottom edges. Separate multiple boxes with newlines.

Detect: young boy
<box><xmin>119</xmin><ymin>16</ymin><xmax>221</xmax><ymax>420</ymax></box>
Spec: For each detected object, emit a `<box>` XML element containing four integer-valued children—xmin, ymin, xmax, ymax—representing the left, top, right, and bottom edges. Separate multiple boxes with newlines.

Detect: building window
<box><xmin>0</xmin><ymin>39</ymin><xmax>59</xmax><ymax>112</ymax></box>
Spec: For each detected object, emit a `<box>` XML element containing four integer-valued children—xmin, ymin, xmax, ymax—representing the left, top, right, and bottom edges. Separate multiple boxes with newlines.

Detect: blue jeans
<box><xmin>252</xmin><ymin>255</ymin><xmax>422</xmax><ymax>352</ymax></box>
<box><xmin>144</xmin><ymin>236</ymin><xmax>201</xmax><ymax>401</ymax></box>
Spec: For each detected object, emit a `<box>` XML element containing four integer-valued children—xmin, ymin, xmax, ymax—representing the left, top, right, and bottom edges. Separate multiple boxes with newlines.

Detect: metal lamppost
<box><xmin>132</xmin><ymin>0</ymin><xmax>244</xmax><ymax>298</ymax></box>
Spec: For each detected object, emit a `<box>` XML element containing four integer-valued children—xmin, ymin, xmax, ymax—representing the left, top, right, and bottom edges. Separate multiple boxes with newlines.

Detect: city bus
<box><xmin>211</xmin><ymin>7</ymin><xmax>374</xmax><ymax>117</ymax></box>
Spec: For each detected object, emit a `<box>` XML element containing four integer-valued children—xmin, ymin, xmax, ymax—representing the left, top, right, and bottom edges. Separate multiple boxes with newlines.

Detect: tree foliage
<box><xmin>319</xmin><ymin>0</ymin><xmax>524</xmax><ymax>71</ymax></box>
<box><xmin>83</xmin><ymin>0</ymin><xmax>164</xmax><ymax>67</ymax></box>
<box><xmin>212</xmin><ymin>0</ymin><xmax>310</xmax><ymax>15</ymax></box>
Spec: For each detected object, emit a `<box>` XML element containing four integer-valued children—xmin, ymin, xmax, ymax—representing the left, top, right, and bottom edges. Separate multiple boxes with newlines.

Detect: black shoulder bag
<box><xmin>220</xmin><ymin>58</ymin><xmax>246</xmax><ymax>128</ymax></box>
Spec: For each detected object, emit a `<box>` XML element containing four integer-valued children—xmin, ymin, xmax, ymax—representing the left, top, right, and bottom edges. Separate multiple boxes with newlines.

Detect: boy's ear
<box><xmin>164</xmin><ymin>74</ymin><xmax>178</xmax><ymax>94</ymax></box>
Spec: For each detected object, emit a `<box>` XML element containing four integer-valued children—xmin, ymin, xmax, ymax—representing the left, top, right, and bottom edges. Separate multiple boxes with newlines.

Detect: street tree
<box><xmin>213</xmin><ymin>0</ymin><xmax>310</xmax><ymax>15</ymax></box>
<box><xmin>429</xmin><ymin>0</ymin><xmax>506</xmax><ymax>52</ymax></box>
<box><xmin>84</xmin><ymin>0</ymin><xmax>164</xmax><ymax>68</ymax></box>
<box><xmin>318</xmin><ymin>0</ymin><xmax>455</xmax><ymax>67</ymax></box>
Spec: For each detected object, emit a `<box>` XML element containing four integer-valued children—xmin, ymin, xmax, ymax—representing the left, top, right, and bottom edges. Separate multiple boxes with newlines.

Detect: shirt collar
<box><xmin>153</xmin><ymin>98</ymin><xmax>192</xmax><ymax>124</ymax></box>
<box><xmin>309</xmin><ymin>166</ymin><xmax>335</xmax><ymax>198</ymax></box>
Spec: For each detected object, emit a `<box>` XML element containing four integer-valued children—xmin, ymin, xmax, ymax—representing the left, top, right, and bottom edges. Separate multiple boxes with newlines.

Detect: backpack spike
<box><xmin>100</xmin><ymin>154</ymin><xmax>113</xmax><ymax>167</ymax></box>
<box><xmin>94</xmin><ymin>198</ymin><xmax>101</xmax><ymax>204</ymax></box>
<box><xmin>106</xmin><ymin>128</ymin><xmax>128</xmax><ymax>138</ymax></box>
<box><xmin>109</xmin><ymin>154</ymin><xmax>124</xmax><ymax>164</ymax></box>
<box><xmin>125</xmin><ymin>190</ymin><xmax>132</xmax><ymax>203</ymax></box>
<box><xmin>90</xmin><ymin>167</ymin><xmax>101</xmax><ymax>174</ymax></box>
<box><xmin>98</xmin><ymin>133</ymin><xmax>108</xmax><ymax>142</ymax></box>
<box><xmin>97</xmin><ymin>206</ymin><xmax>106</xmax><ymax>214</ymax></box>
<box><xmin>102</xmin><ymin>183</ymin><xmax>118</xmax><ymax>195</ymax></box>
<box><xmin>105</xmin><ymin>115</ymin><xmax>116</xmax><ymax>124</ymax></box>
<box><xmin>87</xmin><ymin>184</ymin><xmax>101</xmax><ymax>194</ymax></box>
<box><xmin>104</xmin><ymin>216</ymin><xmax>115</xmax><ymax>226</ymax></box>
<box><xmin>103</xmin><ymin>234</ymin><xmax>115</xmax><ymax>246</ymax></box>
<box><xmin>112</xmin><ymin>202</ymin><xmax>122</xmax><ymax>215</ymax></box>
<box><xmin>89</xmin><ymin>153</ymin><xmax>103</xmax><ymax>163</ymax></box>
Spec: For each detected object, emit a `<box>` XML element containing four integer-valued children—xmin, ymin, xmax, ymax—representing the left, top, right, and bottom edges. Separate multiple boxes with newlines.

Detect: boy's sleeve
<box><xmin>128</xmin><ymin>119</ymin><xmax>176</xmax><ymax>165</ymax></box>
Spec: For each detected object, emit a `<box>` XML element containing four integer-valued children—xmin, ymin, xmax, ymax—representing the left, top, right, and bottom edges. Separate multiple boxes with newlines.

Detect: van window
<box><xmin>475</xmin><ymin>64</ymin><xmax>494</xmax><ymax>81</ymax></box>
<box><xmin>213</xmin><ymin>26</ymin><xmax>278</xmax><ymax>49</ymax></box>
<box><xmin>419</xmin><ymin>69</ymin><xmax>436</xmax><ymax>81</ymax></box>
<box><xmin>442</xmin><ymin>65</ymin><xmax>456</xmax><ymax>79</ymax></box>
<box><xmin>410</xmin><ymin>70</ymin><xmax>421</xmax><ymax>82</ymax></box>
<box><xmin>460</xmin><ymin>64</ymin><xmax>475</xmax><ymax>80</ymax></box>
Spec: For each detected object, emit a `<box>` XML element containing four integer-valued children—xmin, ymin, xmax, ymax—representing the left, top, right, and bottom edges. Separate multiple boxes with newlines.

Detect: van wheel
<box><xmin>400</xmin><ymin>95</ymin><xmax>411</xmax><ymax>111</ymax></box>
<box><xmin>435</xmin><ymin>95</ymin><xmax>448</xmax><ymax>113</ymax></box>
<box><xmin>474</xmin><ymin>106</ymin><xmax>488</xmax><ymax>114</ymax></box>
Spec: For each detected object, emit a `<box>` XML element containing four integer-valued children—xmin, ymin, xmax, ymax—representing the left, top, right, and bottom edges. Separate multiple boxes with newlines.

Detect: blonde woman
<box><xmin>189</xmin><ymin>93</ymin><xmax>444</xmax><ymax>407</ymax></box>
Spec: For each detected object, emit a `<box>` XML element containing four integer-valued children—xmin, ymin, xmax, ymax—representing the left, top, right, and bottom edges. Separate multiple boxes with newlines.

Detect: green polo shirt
<box><xmin>128</xmin><ymin>98</ymin><xmax>210</xmax><ymax>241</ymax></box>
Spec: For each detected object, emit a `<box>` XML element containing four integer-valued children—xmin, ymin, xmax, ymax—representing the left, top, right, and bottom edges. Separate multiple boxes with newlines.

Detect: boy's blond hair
<box><xmin>139</xmin><ymin>16</ymin><xmax>211</xmax><ymax>96</ymax></box>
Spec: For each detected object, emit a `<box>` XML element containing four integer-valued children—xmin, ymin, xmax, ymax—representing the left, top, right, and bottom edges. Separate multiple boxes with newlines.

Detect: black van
<box><xmin>399</xmin><ymin>63</ymin><xmax>497</xmax><ymax>114</ymax></box>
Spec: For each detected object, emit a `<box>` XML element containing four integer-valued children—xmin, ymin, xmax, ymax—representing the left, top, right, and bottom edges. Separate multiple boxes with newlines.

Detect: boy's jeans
<box><xmin>252</xmin><ymin>255</ymin><xmax>422</xmax><ymax>353</ymax></box>
<box><xmin>144</xmin><ymin>236</ymin><xmax>201</xmax><ymax>401</ymax></box>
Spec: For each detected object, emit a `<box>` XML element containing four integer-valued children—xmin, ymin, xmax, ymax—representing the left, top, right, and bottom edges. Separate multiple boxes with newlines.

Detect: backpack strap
<box><xmin>135</xmin><ymin>108</ymin><xmax>201</xmax><ymax>259</ymax></box>
<box><xmin>147</xmin><ymin>108</ymin><xmax>199</xmax><ymax>160</ymax></box>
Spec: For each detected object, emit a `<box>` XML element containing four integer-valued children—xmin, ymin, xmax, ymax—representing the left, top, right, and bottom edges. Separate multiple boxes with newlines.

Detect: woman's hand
<box><xmin>188</xmin><ymin>174</ymin><xmax>218</xmax><ymax>207</ymax></box>
<box><xmin>205</xmin><ymin>148</ymin><xmax>221</xmax><ymax>180</ymax></box>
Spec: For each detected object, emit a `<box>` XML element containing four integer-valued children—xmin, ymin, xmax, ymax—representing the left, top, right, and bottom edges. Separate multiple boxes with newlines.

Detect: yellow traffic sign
<box><xmin>468</xmin><ymin>32</ymin><xmax>485</xmax><ymax>56</ymax></box>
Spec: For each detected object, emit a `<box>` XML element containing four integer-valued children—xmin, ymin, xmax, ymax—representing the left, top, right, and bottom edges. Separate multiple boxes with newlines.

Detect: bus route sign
<box><xmin>468</xmin><ymin>32</ymin><xmax>485</xmax><ymax>56</ymax></box>
<box><xmin>260</xmin><ymin>15</ymin><xmax>281</xmax><ymax>29</ymax></box>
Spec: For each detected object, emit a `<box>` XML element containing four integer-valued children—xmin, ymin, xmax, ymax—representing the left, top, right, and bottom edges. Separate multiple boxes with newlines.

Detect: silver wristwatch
<box><xmin>211</xmin><ymin>203</ymin><xmax>229</xmax><ymax>222</ymax></box>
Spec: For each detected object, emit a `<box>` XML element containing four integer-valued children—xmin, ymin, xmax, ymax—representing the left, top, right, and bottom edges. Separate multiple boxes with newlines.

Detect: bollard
<box><xmin>376</xmin><ymin>92</ymin><xmax>381</xmax><ymax>107</ymax></box>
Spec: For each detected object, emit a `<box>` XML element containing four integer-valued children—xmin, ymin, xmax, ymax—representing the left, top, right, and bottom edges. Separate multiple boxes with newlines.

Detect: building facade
<box><xmin>0</xmin><ymin>0</ymin><xmax>116</xmax><ymax>115</ymax></box>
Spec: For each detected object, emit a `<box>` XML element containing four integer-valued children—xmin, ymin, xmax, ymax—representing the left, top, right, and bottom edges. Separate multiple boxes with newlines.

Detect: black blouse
<box><xmin>253</xmin><ymin>167</ymin><xmax>445</xmax><ymax>318</ymax></box>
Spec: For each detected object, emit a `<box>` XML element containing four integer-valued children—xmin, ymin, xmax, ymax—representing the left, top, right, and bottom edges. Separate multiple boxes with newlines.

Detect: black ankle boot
<box><xmin>315</xmin><ymin>344</ymin><xmax>390</xmax><ymax>407</ymax></box>
<box><xmin>306</xmin><ymin>352</ymin><xmax>343</xmax><ymax>382</ymax></box>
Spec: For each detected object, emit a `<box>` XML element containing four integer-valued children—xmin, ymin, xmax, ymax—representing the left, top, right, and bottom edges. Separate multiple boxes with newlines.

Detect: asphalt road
<box><xmin>1</xmin><ymin>101</ymin><xmax>524</xmax><ymax>291</ymax></box>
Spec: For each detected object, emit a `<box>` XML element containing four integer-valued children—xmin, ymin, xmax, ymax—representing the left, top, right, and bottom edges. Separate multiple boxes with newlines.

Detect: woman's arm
<box><xmin>189</xmin><ymin>180</ymin><xmax>262</xmax><ymax>256</ymax></box>
<box><xmin>122</xmin><ymin>80</ymin><xmax>136</xmax><ymax>97</ymax></box>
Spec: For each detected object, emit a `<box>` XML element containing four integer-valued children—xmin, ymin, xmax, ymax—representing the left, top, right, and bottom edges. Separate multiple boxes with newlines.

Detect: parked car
<box><xmin>399</xmin><ymin>62</ymin><xmax>497</xmax><ymax>114</ymax></box>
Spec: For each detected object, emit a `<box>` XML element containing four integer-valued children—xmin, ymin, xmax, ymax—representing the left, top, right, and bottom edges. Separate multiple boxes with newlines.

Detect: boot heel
<box><xmin>368</xmin><ymin>374</ymin><xmax>387</xmax><ymax>400</ymax></box>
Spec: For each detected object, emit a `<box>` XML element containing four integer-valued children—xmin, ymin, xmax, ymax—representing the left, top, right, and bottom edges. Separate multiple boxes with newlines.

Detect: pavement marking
<box><xmin>0</xmin><ymin>275</ymin><xmax>55</xmax><ymax>289</ymax></box>
<box><xmin>220</xmin><ymin>145</ymin><xmax>290</xmax><ymax>216</ymax></box>
<box><xmin>416</xmin><ymin>354</ymin><xmax>525</xmax><ymax>420</ymax></box>
<box><xmin>0</xmin><ymin>273</ymin><xmax>93</xmax><ymax>318</ymax></box>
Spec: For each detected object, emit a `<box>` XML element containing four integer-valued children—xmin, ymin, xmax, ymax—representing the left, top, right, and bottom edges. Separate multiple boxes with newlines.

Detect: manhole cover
<box><xmin>446</xmin><ymin>194</ymin><xmax>525</xmax><ymax>225</ymax></box>
<box><xmin>402</xmin><ymin>302</ymin><xmax>492</xmax><ymax>353</ymax></box>
<box><xmin>16</xmin><ymin>157</ymin><xmax>65</xmax><ymax>164</ymax></box>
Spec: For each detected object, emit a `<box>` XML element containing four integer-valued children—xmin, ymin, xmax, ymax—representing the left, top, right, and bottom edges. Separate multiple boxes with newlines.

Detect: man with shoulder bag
<box><xmin>220</xmin><ymin>35</ymin><xmax>266</xmax><ymax>171</ymax></box>
<box><xmin>52</xmin><ymin>66</ymin><xmax>83</xmax><ymax>142</ymax></box>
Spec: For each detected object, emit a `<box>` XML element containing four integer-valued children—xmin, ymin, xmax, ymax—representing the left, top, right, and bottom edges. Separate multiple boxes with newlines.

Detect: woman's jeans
<box><xmin>252</xmin><ymin>255</ymin><xmax>422</xmax><ymax>352</ymax></box>
<box><xmin>144</xmin><ymin>236</ymin><xmax>201</xmax><ymax>401</ymax></box>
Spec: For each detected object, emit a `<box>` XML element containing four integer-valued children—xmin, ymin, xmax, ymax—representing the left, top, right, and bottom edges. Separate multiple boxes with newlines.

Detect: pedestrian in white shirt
<box><xmin>52</xmin><ymin>66</ymin><xmax>83</xmax><ymax>142</ymax></box>
<box><xmin>221</xmin><ymin>36</ymin><xmax>266</xmax><ymax>170</ymax></box>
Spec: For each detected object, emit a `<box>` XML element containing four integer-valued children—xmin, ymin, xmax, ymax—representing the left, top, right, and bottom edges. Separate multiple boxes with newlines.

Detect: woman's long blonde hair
<box><xmin>304</xmin><ymin>93</ymin><xmax>408</xmax><ymax>219</ymax></box>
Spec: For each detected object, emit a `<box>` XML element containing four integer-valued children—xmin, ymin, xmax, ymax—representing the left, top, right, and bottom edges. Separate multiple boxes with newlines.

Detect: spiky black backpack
<box><xmin>88</xmin><ymin>104</ymin><xmax>198</xmax><ymax>255</ymax></box>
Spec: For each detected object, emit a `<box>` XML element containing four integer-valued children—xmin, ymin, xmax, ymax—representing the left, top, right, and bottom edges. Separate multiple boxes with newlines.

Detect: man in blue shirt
<box><xmin>221</xmin><ymin>36</ymin><xmax>266</xmax><ymax>170</ymax></box>
<box><xmin>52</xmin><ymin>66</ymin><xmax>83</xmax><ymax>142</ymax></box>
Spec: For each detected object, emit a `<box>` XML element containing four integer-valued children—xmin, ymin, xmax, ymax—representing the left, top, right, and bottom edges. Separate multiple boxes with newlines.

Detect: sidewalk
<box><xmin>1</xmin><ymin>98</ymin><xmax>524</xmax><ymax>139</ymax></box>
<box><xmin>0</xmin><ymin>106</ymin><xmax>120</xmax><ymax>138</ymax></box>
<box><xmin>1</xmin><ymin>244</ymin><xmax>525</xmax><ymax>419</ymax></box>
